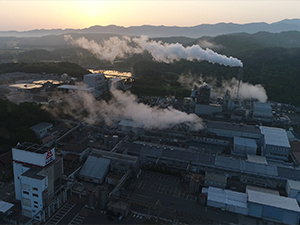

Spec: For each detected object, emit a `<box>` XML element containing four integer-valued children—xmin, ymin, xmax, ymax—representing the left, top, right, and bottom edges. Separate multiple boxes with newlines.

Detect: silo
<box><xmin>104</xmin><ymin>135</ymin><xmax>109</xmax><ymax>147</ymax></box>
<box><xmin>99</xmin><ymin>186</ymin><xmax>108</xmax><ymax>210</ymax></box>
<box><xmin>87</xmin><ymin>190</ymin><xmax>95</xmax><ymax>208</ymax></box>
<box><xmin>112</xmin><ymin>135</ymin><xmax>119</xmax><ymax>147</ymax></box>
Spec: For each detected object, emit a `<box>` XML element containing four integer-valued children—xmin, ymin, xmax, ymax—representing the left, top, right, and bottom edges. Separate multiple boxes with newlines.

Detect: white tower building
<box><xmin>12</xmin><ymin>143</ymin><xmax>66</xmax><ymax>222</ymax></box>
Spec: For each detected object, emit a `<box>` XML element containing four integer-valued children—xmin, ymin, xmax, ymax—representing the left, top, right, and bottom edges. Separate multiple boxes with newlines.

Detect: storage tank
<box><xmin>99</xmin><ymin>186</ymin><xmax>108</xmax><ymax>210</ymax></box>
<box><xmin>112</xmin><ymin>135</ymin><xmax>119</xmax><ymax>147</ymax></box>
<box><xmin>87</xmin><ymin>190</ymin><xmax>95</xmax><ymax>208</ymax></box>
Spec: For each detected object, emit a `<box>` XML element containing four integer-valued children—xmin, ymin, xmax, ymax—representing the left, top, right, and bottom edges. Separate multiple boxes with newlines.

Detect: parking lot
<box><xmin>128</xmin><ymin>171</ymin><xmax>239</xmax><ymax>224</ymax></box>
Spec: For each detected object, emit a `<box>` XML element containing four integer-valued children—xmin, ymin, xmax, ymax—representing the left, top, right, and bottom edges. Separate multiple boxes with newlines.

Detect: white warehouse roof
<box><xmin>247</xmin><ymin>189</ymin><xmax>300</xmax><ymax>212</ymax></box>
<box><xmin>260</xmin><ymin>126</ymin><xmax>290</xmax><ymax>148</ymax></box>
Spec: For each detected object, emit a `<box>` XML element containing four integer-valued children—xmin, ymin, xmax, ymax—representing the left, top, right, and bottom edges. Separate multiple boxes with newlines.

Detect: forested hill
<box><xmin>133</xmin><ymin>31</ymin><xmax>300</xmax><ymax>106</ymax></box>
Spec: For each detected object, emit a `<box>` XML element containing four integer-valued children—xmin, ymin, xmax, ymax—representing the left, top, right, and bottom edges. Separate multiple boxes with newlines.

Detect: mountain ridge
<box><xmin>1</xmin><ymin>19</ymin><xmax>300</xmax><ymax>38</ymax></box>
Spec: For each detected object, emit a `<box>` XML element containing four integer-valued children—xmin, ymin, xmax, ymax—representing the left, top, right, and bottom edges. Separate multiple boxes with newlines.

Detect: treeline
<box><xmin>0</xmin><ymin>99</ymin><xmax>53</xmax><ymax>153</ymax></box>
<box><xmin>0</xmin><ymin>62</ymin><xmax>90</xmax><ymax>79</ymax></box>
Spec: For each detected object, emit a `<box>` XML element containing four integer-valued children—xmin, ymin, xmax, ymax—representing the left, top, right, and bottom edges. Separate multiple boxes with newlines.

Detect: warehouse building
<box><xmin>30</xmin><ymin>122</ymin><xmax>53</xmax><ymax>139</ymax></box>
<box><xmin>207</xmin><ymin>187</ymin><xmax>248</xmax><ymax>215</ymax></box>
<box><xmin>260</xmin><ymin>126</ymin><xmax>290</xmax><ymax>161</ymax></box>
<box><xmin>247</xmin><ymin>189</ymin><xmax>300</xmax><ymax>225</ymax></box>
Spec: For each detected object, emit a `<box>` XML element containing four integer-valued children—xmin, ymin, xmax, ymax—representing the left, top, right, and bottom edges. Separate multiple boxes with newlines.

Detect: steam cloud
<box><xmin>50</xmin><ymin>84</ymin><xmax>203</xmax><ymax>131</ymax></box>
<box><xmin>64</xmin><ymin>35</ymin><xmax>243</xmax><ymax>67</ymax></box>
<box><xmin>213</xmin><ymin>78</ymin><xmax>268</xmax><ymax>102</ymax></box>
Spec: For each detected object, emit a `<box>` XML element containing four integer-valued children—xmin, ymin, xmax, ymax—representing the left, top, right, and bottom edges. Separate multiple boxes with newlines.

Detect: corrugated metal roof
<box><xmin>234</xmin><ymin>136</ymin><xmax>257</xmax><ymax>148</ymax></box>
<box><xmin>0</xmin><ymin>201</ymin><xmax>14</xmax><ymax>213</ymax></box>
<box><xmin>207</xmin><ymin>187</ymin><xmax>247</xmax><ymax>208</ymax></box>
<box><xmin>247</xmin><ymin>189</ymin><xmax>300</xmax><ymax>212</ymax></box>
<box><xmin>79</xmin><ymin>155</ymin><xmax>110</xmax><ymax>180</ymax></box>
<box><xmin>260</xmin><ymin>126</ymin><xmax>290</xmax><ymax>148</ymax></box>
<box><xmin>215</xmin><ymin>156</ymin><xmax>277</xmax><ymax>176</ymax></box>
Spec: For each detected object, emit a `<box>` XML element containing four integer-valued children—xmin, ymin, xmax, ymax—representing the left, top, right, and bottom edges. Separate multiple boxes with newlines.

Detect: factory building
<box><xmin>91</xmin><ymin>149</ymin><xmax>139</xmax><ymax>173</ymax></box>
<box><xmin>286</xmin><ymin>180</ymin><xmax>300</xmax><ymax>203</ymax></box>
<box><xmin>206</xmin><ymin>186</ymin><xmax>300</xmax><ymax>225</ymax></box>
<box><xmin>260</xmin><ymin>126</ymin><xmax>291</xmax><ymax>160</ymax></box>
<box><xmin>79</xmin><ymin>155</ymin><xmax>110</xmax><ymax>184</ymax></box>
<box><xmin>205</xmin><ymin>120</ymin><xmax>262</xmax><ymax>141</ymax></box>
<box><xmin>204</xmin><ymin>172</ymin><xmax>227</xmax><ymax>189</ymax></box>
<box><xmin>12</xmin><ymin>143</ymin><xmax>66</xmax><ymax>222</ymax></box>
<box><xmin>83</xmin><ymin>73</ymin><xmax>106</xmax><ymax>88</ymax></box>
<box><xmin>232</xmin><ymin>136</ymin><xmax>257</xmax><ymax>157</ymax></box>
<box><xmin>195</xmin><ymin>104</ymin><xmax>222</xmax><ymax>116</ymax></box>
<box><xmin>30</xmin><ymin>122</ymin><xmax>53</xmax><ymax>139</ymax></box>
<box><xmin>247</xmin><ymin>189</ymin><xmax>300</xmax><ymax>225</ymax></box>
<box><xmin>252</xmin><ymin>102</ymin><xmax>273</xmax><ymax>123</ymax></box>
<box><xmin>207</xmin><ymin>187</ymin><xmax>248</xmax><ymax>215</ymax></box>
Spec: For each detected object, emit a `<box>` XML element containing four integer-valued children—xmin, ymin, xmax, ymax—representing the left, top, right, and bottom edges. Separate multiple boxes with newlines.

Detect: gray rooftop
<box><xmin>91</xmin><ymin>149</ymin><xmax>138</xmax><ymax>164</ymax></box>
<box><xmin>234</xmin><ymin>136</ymin><xmax>257</xmax><ymax>148</ymax></box>
<box><xmin>14</xmin><ymin>142</ymin><xmax>50</xmax><ymax>154</ymax></box>
<box><xmin>247</xmin><ymin>189</ymin><xmax>300</xmax><ymax>212</ymax></box>
<box><xmin>22</xmin><ymin>167</ymin><xmax>45</xmax><ymax>180</ymax></box>
<box><xmin>0</xmin><ymin>201</ymin><xmax>14</xmax><ymax>213</ymax></box>
<box><xmin>205</xmin><ymin>120</ymin><xmax>261</xmax><ymax>134</ymax></box>
<box><xmin>30</xmin><ymin>122</ymin><xmax>53</xmax><ymax>131</ymax></box>
<box><xmin>215</xmin><ymin>156</ymin><xmax>278</xmax><ymax>176</ymax></box>
<box><xmin>260</xmin><ymin>126</ymin><xmax>290</xmax><ymax>148</ymax></box>
<box><xmin>79</xmin><ymin>155</ymin><xmax>110</xmax><ymax>180</ymax></box>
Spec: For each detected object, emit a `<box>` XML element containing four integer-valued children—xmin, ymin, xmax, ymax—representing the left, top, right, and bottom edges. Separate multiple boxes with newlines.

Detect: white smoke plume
<box><xmin>64</xmin><ymin>35</ymin><xmax>243</xmax><ymax>67</ymax></box>
<box><xmin>213</xmin><ymin>78</ymin><xmax>268</xmax><ymax>102</ymax></box>
<box><xmin>177</xmin><ymin>73</ymin><xmax>206</xmax><ymax>90</ymax></box>
<box><xmin>198</xmin><ymin>39</ymin><xmax>223</xmax><ymax>50</ymax></box>
<box><xmin>49</xmin><ymin>84</ymin><xmax>203</xmax><ymax>131</ymax></box>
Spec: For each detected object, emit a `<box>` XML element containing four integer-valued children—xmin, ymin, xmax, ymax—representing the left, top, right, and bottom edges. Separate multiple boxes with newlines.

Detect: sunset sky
<box><xmin>0</xmin><ymin>1</ymin><xmax>299</xmax><ymax>31</ymax></box>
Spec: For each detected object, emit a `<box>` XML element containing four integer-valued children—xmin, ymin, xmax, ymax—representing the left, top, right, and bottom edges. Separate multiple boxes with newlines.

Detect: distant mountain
<box><xmin>1</xmin><ymin>19</ymin><xmax>300</xmax><ymax>38</ymax></box>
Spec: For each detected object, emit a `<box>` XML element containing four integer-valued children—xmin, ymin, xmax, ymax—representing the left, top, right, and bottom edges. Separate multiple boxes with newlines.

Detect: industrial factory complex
<box><xmin>2</xmin><ymin>72</ymin><xmax>300</xmax><ymax>225</ymax></box>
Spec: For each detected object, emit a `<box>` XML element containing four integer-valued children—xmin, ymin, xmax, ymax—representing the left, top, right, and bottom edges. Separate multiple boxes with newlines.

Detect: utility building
<box><xmin>12</xmin><ymin>143</ymin><xmax>66</xmax><ymax>222</ymax></box>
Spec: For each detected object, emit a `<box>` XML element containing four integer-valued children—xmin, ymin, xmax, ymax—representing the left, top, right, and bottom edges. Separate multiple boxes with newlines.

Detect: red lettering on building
<box><xmin>46</xmin><ymin>149</ymin><xmax>53</xmax><ymax>160</ymax></box>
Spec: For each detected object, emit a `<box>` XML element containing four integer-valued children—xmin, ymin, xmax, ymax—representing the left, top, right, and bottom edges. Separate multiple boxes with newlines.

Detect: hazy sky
<box><xmin>0</xmin><ymin>1</ymin><xmax>299</xmax><ymax>31</ymax></box>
